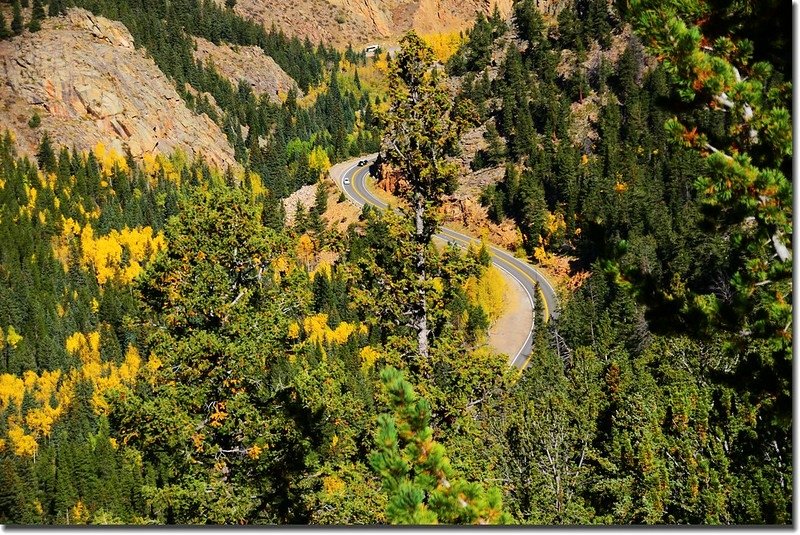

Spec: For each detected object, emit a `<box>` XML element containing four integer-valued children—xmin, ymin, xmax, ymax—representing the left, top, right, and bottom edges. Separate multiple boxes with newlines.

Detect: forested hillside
<box><xmin>0</xmin><ymin>0</ymin><xmax>792</xmax><ymax>526</ymax></box>
<box><xmin>446</xmin><ymin>0</ymin><xmax>792</xmax><ymax>523</ymax></box>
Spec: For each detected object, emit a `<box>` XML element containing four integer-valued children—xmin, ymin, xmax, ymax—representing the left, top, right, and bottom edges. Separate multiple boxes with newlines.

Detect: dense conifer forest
<box><xmin>0</xmin><ymin>0</ymin><xmax>792</xmax><ymax>525</ymax></box>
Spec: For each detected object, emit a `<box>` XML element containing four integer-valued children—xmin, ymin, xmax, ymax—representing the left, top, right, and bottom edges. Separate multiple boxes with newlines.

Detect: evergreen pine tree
<box><xmin>313</xmin><ymin>179</ymin><xmax>327</xmax><ymax>215</ymax></box>
<box><xmin>29</xmin><ymin>0</ymin><xmax>45</xmax><ymax>32</ymax></box>
<box><xmin>36</xmin><ymin>132</ymin><xmax>57</xmax><ymax>174</ymax></box>
<box><xmin>48</xmin><ymin>0</ymin><xmax>65</xmax><ymax>17</ymax></box>
<box><xmin>11</xmin><ymin>0</ymin><xmax>23</xmax><ymax>35</ymax></box>
<box><xmin>0</xmin><ymin>10</ymin><xmax>10</xmax><ymax>39</ymax></box>
<box><xmin>370</xmin><ymin>367</ymin><xmax>511</xmax><ymax>524</ymax></box>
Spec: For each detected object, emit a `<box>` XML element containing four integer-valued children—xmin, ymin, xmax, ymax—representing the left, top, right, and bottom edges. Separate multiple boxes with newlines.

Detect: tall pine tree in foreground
<box><xmin>380</xmin><ymin>32</ymin><xmax>466</xmax><ymax>359</ymax></box>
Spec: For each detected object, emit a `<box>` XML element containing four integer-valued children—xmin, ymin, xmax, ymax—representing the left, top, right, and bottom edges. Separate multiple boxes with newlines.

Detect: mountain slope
<box><xmin>0</xmin><ymin>9</ymin><xmax>237</xmax><ymax>168</ymax></box>
<box><xmin>232</xmin><ymin>0</ymin><xmax>513</xmax><ymax>46</ymax></box>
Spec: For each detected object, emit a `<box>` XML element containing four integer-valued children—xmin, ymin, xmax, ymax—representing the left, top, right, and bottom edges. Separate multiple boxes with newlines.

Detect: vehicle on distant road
<box><xmin>357</xmin><ymin>160</ymin><xmax>368</xmax><ymax>166</ymax></box>
<box><xmin>343</xmin><ymin>177</ymin><xmax>350</xmax><ymax>185</ymax></box>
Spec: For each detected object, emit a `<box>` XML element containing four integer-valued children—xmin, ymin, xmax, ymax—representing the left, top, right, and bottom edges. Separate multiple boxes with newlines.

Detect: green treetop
<box><xmin>370</xmin><ymin>366</ymin><xmax>511</xmax><ymax>525</ymax></box>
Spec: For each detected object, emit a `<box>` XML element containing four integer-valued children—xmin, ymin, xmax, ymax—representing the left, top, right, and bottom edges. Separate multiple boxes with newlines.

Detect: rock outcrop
<box><xmin>0</xmin><ymin>9</ymin><xmax>237</xmax><ymax>169</ymax></box>
<box><xmin>231</xmin><ymin>0</ymin><xmax>513</xmax><ymax>47</ymax></box>
<box><xmin>193</xmin><ymin>37</ymin><xmax>299</xmax><ymax>102</ymax></box>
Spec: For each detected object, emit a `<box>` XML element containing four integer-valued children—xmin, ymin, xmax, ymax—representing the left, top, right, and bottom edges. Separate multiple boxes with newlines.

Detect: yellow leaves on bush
<box><xmin>141</xmin><ymin>151</ymin><xmax>186</xmax><ymax>185</ymax></box>
<box><xmin>464</xmin><ymin>266</ymin><xmax>508</xmax><ymax>323</ymax></box>
<box><xmin>329</xmin><ymin>322</ymin><xmax>355</xmax><ymax>344</ymax></box>
<box><xmin>421</xmin><ymin>31</ymin><xmax>465</xmax><ymax>63</ymax></box>
<box><xmin>614</xmin><ymin>181</ymin><xmax>629</xmax><ymax>193</ymax></box>
<box><xmin>248</xmin><ymin>444</ymin><xmax>263</xmax><ymax>460</ymax></box>
<box><xmin>118</xmin><ymin>345</ymin><xmax>142</xmax><ymax>384</ymax></box>
<box><xmin>287</xmin><ymin>321</ymin><xmax>301</xmax><ymax>339</ymax></box>
<box><xmin>31</xmin><ymin>369</ymin><xmax>60</xmax><ymax>406</ymax></box>
<box><xmin>19</xmin><ymin>185</ymin><xmax>37</xmax><ymax>218</ymax></box>
<box><xmin>545</xmin><ymin>211</ymin><xmax>566</xmax><ymax>237</ymax></box>
<box><xmin>297</xmin><ymin>234</ymin><xmax>315</xmax><ymax>269</ymax></box>
<box><xmin>359</xmin><ymin>346</ymin><xmax>381</xmax><ymax>371</ymax></box>
<box><xmin>322</xmin><ymin>475</ymin><xmax>346</xmax><ymax>496</ymax></box>
<box><xmin>302</xmin><ymin>314</ymin><xmax>357</xmax><ymax>346</ymax></box>
<box><xmin>8</xmin><ymin>424</ymin><xmax>37</xmax><ymax>457</ymax></box>
<box><xmin>66</xmin><ymin>331</ymin><xmax>101</xmax><ymax>364</ymax></box>
<box><xmin>311</xmin><ymin>260</ymin><xmax>331</xmax><ymax>280</ymax></box>
<box><xmin>303</xmin><ymin>314</ymin><xmax>329</xmax><ymax>344</ymax></box>
<box><xmin>272</xmin><ymin>255</ymin><xmax>292</xmax><ymax>283</ymax></box>
<box><xmin>209</xmin><ymin>402</ymin><xmax>228</xmax><ymax>428</ymax></box>
<box><xmin>92</xmin><ymin>142</ymin><xmax>129</xmax><ymax>177</ymax></box>
<box><xmin>6</xmin><ymin>326</ymin><xmax>22</xmax><ymax>349</ymax></box>
<box><xmin>143</xmin><ymin>353</ymin><xmax>162</xmax><ymax>387</ymax></box>
<box><xmin>308</xmin><ymin>146</ymin><xmax>331</xmax><ymax>174</ymax></box>
<box><xmin>71</xmin><ymin>500</ymin><xmax>90</xmax><ymax>524</ymax></box>
<box><xmin>533</xmin><ymin>244</ymin><xmax>548</xmax><ymax>264</ymax></box>
<box><xmin>245</xmin><ymin>171</ymin><xmax>265</xmax><ymax>199</ymax></box>
<box><xmin>0</xmin><ymin>374</ymin><xmax>24</xmax><ymax>411</ymax></box>
<box><xmin>64</xmin><ymin>335</ymin><xmax>143</xmax><ymax>414</ymax></box>
<box><xmin>77</xmin><ymin>224</ymin><xmax>166</xmax><ymax>285</ymax></box>
<box><xmin>25</xmin><ymin>405</ymin><xmax>60</xmax><ymax>439</ymax></box>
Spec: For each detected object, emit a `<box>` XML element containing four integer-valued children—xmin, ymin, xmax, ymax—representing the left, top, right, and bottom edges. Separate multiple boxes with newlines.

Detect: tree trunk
<box><xmin>414</xmin><ymin>192</ymin><xmax>430</xmax><ymax>359</ymax></box>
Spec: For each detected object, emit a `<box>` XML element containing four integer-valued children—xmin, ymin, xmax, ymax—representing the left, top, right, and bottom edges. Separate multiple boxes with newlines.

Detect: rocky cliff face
<box><xmin>232</xmin><ymin>0</ymin><xmax>513</xmax><ymax>46</ymax></box>
<box><xmin>193</xmin><ymin>37</ymin><xmax>299</xmax><ymax>102</ymax></box>
<box><xmin>0</xmin><ymin>9</ymin><xmax>237</xmax><ymax>169</ymax></box>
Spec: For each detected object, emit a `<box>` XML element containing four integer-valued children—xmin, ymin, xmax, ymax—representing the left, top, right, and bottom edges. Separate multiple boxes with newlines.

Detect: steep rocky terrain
<box><xmin>0</xmin><ymin>9</ymin><xmax>237</xmax><ymax>168</ymax></box>
<box><xmin>232</xmin><ymin>0</ymin><xmax>513</xmax><ymax>46</ymax></box>
<box><xmin>193</xmin><ymin>37</ymin><xmax>299</xmax><ymax>102</ymax></box>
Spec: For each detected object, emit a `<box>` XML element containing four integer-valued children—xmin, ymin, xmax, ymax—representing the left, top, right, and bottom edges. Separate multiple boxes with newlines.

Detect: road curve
<box><xmin>330</xmin><ymin>155</ymin><xmax>559</xmax><ymax>369</ymax></box>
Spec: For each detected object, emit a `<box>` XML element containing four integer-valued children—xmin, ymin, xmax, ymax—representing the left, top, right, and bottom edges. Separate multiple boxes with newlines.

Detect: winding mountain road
<box><xmin>330</xmin><ymin>155</ymin><xmax>559</xmax><ymax>369</ymax></box>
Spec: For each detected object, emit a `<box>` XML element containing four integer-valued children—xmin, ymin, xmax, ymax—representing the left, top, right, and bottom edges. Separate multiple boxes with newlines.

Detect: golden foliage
<box><xmin>0</xmin><ymin>374</ymin><xmax>25</xmax><ymax>411</ymax></box>
<box><xmin>308</xmin><ymin>146</ymin><xmax>331</xmax><ymax>174</ymax></box>
<box><xmin>142</xmin><ymin>152</ymin><xmax>181</xmax><ymax>185</ymax></box>
<box><xmin>209</xmin><ymin>402</ymin><xmax>228</xmax><ymax>428</ymax></box>
<box><xmin>78</xmin><ymin>225</ymin><xmax>166</xmax><ymax>285</ymax></box>
<box><xmin>421</xmin><ymin>32</ymin><xmax>465</xmax><ymax>63</ymax></box>
<box><xmin>359</xmin><ymin>346</ymin><xmax>381</xmax><ymax>371</ymax></box>
<box><xmin>118</xmin><ymin>345</ymin><xmax>142</xmax><ymax>384</ymax></box>
<box><xmin>297</xmin><ymin>234</ymin><xmax>315</xmax><ymax>269</ymax></box>
<box><xmin>310</xmin><ymin>260</ymin><xmax>331</xmax><ymax>279</ymax></box>
<box><xmin>92</xmin><ymin>142</ymin><xmax>130</xmax><ymax>177</ymax></box>
<box><xmin>302</xmin><ymin>314</ymin><xmax>357</xmax><ymax>346</ymax></box>
<box><xmin>287</xmin><ymin>322</ymin><xmax>301</xmax><ymax>339</ymax></box>
<box><xmin>248</xmin><ymin>445</ymin><xmax>263</xmax><ymax>460</ymax></box>
<box><xmin>272</xmin><ymin>255</ymin><xmax>292</xmax><ymax>283</ymax></box>
<box><xmin>8</xmin><ymin>424</ymin><xmax>37</xmax><ymax>457</ymax></box>
<box><xmin>66</xmin><ymin>331</ymin><xmax>101</xmax><ymax>364</ymax></box>
<box><xmin>64</xmin><ymin>334</ymin><xmax>145</xmax><ymax>414</ymax></box>
<box><xmin>6</xmin><ymin>326</ymin><xmax>22</xmax><ymax>348</ymax></box>
<box><xmin>71</xmin><ymin>500</ymin><xmax>90</xmax><ymax>524</ymax></box>
<box><xmin>464</xmin><ymin>266</ymin><xmax>508</xmax><ymax>322</ymax></box>
<box><xmin>322</xmin><ymin>475</ymin><xmax>346</xmax><ymax>496</ymax></box>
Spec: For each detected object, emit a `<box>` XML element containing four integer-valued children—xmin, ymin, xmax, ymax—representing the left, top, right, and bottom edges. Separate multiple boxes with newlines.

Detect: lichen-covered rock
<box><xmin>0</xmin><ymin>8</ymin><xmax>237</xmax><ymax>169</ymax></box>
